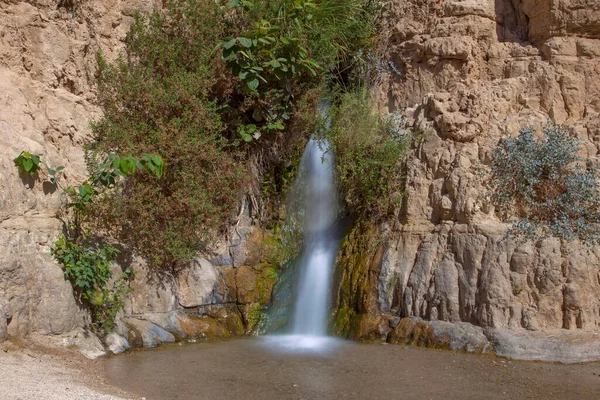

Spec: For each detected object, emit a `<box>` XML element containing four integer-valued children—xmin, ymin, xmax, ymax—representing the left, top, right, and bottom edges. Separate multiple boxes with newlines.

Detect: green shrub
<box><xmin>91</xmin><ymin>0</ymin><xmax>378</xmax><ymax>270</ymax></box>
<box><xmin>318</xmin><ymin>90</ymin><xmax>410</xmax><ymax>219</ymax></box>
<box><xmin>490</xmin><ymin>122</ymin><xmax>600</xmax><ymax>244</ymax></box>
<box><xmin>52</xmin><ymin>233</ymin><xmax>134</xmax><ymax>333</ymax></box>
<box><xmin>92</xmin><ymin>1</ymin><xmax>248</xmax><ymax>269</ymax></box>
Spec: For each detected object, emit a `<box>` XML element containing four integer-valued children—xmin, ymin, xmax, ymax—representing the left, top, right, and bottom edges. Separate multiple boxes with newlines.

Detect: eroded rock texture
<box><xmin>336</xmin><ymin>0</ymin><xmax>600</xmax><ymax>357</ymax></box>
<box><xmin>0</xmin><ymin>0</ymin><xmax>273</xmax><ymax>349</ymax></box>
<box><xmin>0</xmin><ymin>0</ymin><xmax>160</xmax><ymax>340</ymax></box>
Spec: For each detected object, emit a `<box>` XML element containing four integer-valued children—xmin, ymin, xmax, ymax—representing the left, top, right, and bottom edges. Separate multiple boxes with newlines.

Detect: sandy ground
<box><xmin>0</xmin><ymin>339</ymin><xmax>135</xmax><ymax>400</ymax></box>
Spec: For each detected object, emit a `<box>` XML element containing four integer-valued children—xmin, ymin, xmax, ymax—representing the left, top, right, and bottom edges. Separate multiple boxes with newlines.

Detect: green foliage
<box><xmin>13</xmin><ymin>151</ymin><xmax>42</xmax><ymax>176</ymax></box>
<box><xmin>91</xmin><ymin>0</ymin><xmax>377</xmax><ymax>270</ymax></box>
<box><xmin>53</xmin><ymin>234</ymin><xmax>117</xmax><ymax>301</ymax></box>
<box><xmin>218</xmin><ymin>0</ymin><xmax>377</xmax><ymax>141</ymax></box>
<box><xmin>52</xmin><ymin>233</ymin><xmax>134</xmax><ymax>332</ymax></box>
<box><xmin>317</xmin><ymin>90</ymin><xmax>410</xmax><ymax>219</ymax></box>
<box><xmin>92</xmin><ymin>1</ymin><xmax>248</xmax><ymax>269</ymax></box>
<box><xmin>14</xmin><ymin>151</ymin><xmax>162</xmax><ymax>333</ymax></box>
<box><xmin>489</xmin><ymin>122</ymin><xmax>600</xmax><ymax>244</ymax></box>
<box><xmin>218</xmin><ymin>2</ymin><xmax>323</xmax><ymax>92</ymax></box>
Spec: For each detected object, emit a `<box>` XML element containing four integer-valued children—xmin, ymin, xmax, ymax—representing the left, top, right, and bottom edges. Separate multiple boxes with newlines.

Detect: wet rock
<box><xmin>177</xmin><ymin>315</ymin><xmax>229</xmax><ymax>339</ymax></box>
<box><xmin>236</xmin><ymin>266</ymin><xmax>259</xmax><ymax>304</ymax></box>
<box><xmin>105</xmin><ymin>333</ymin><xmax>131</xmax><ymax>354</ymax></box>
<box><xmin>352</xmin><ymin>314</ymin><xmax>392</xmax><ymax>342</ymax></box>
<box><xmin>124</xmin><ymin>318</ymin><xmax>176</xmax><ymax>348</ymax></box>
<box><xmin>198</xmin><ymin>305</ymin><xmax>245</xmax><ymax>336</ymax></box>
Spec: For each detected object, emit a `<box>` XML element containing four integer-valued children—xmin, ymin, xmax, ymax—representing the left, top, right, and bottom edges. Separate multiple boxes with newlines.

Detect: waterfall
<box><xmin>290</xmin><ymin>138</ymin><xmax>340</xmax><ymax>336</ymax></box>
<box><xmin>262</xmin><ymin>135</ymin><xmax>343</xmax><ymax>352</ymax></box>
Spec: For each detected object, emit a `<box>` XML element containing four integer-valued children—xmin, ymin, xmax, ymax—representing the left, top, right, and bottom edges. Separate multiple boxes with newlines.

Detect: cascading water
<box><xmin>263</xmin><ymin>135</ymin><xmax>343</xmax><ymax>351</ymax></box>
<box><xmin>291</xmin><ymin>138</ymin><xmax>340</xmax><ymax>336</ymax></box>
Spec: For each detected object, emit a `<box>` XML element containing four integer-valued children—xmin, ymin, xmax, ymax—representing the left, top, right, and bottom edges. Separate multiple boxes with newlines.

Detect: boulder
<box><xmin>124</xmin><ymin>318</ymin><xmax>176</xmax><ymax>348</ymax></box>
<box><xmin>105</xmin><ymin>333</ymin><xmax>131</xmax><ymax>355</ymax></box>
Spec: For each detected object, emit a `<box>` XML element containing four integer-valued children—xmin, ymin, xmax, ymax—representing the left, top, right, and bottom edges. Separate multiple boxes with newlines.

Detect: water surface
<box><xmin>105</xmin><ymin>338</ymin><xmax>600</xmax><ymax>400</ymax></box>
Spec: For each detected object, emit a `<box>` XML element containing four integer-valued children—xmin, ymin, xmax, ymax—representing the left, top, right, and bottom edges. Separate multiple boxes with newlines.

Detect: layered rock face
<box><xmin>0</xmin><ymin>0</ymin><xmax>158</xmax><ymax>342</ymax></box>
<box><xmin>337</xmin><ymin>0</ymin><xmax>600</xmax><ymax>359</ymax></box>
<box><xmin>0</xmin><ymin>0</ymin><xmax>272</xmax><ymax>352</ymax></box>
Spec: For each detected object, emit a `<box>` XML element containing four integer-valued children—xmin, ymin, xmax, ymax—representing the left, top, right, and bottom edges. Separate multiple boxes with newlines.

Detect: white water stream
<box><xmin>265</xmin><ymin>137</ymin><xmax>342</xmax><ymax>351</ymax></box>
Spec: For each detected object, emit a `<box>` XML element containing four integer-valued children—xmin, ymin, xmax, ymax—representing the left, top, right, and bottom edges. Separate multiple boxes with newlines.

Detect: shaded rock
<box><xmin>137</xmin><ymin>311</ymin><xmax>186</xmax><ymax>338</ymax></box>
<box><xmin>486</xmin><ymin>329</ymin><xmax>600</xmax><ymax>363</ymax></box>
<box><xmin>197</xmin><ymin>305</ymin><xmax>245</xmax><ymax>336</ymax></box>
<box><xmin>352</xmin><ymin>314</ymin><xmax>392</xmax><ymax>342</ymax></box>
<box><xmin>177</xmin><ymin>315</ymin><xmax>229</xmax><ymax>339</ymax></box>
<box><xmin>105</xmin><ymin>333</ymin><xmax>130</xmax><ymax>354</ymax></box>
<box><xmin>128</xmin><ymin>263</ymin><xmax>178</xmax><ymax>314</ymax></box>
<box><xmin>124</xmin><ymin>318</ymin><xmax>175</xmax><ymax>348</ymax></box>
<box><xmin>236</xmin><ymin>265</ymin><xmax>259</xmax><ymax>304</ymax></box>
<box><xmin>0</xmin><ymin>304</ymin><xmax>8</xmax><ymax>342</ymax></box>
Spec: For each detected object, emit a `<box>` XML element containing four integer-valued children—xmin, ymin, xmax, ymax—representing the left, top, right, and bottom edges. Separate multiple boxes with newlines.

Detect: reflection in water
<box><xmin>105</xmin><ymin>338</ymin><xmax>600</xmax><ymax>400</ymax></box>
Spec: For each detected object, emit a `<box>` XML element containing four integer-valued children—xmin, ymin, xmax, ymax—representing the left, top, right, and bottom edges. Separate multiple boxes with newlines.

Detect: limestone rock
<box><xmin>0</xmin><ymin>303</ymin><xmax>8</xmax><ymax>342</ymax></box>
<box><xmin>388</xmin><ymin>317</ymin><xmax>491</xmax><ymax>353</ymax></box>
<box><xmin>177</xmin><ymin>257</ymin><xmax>219</xmax><ymax>308</ymax></box>
<box><xmin>176</xmin><ymin>314</ymin><xmax>229</xmax><ymax>339</ymax></box>
<box><xmin>105</xmin><ymin>333</ymin><xmax>131</xmax><ymax>355</ymax></box>
<box><xmin>487</xmin><ymin>329</ymin><xmax>600</xmax><ymax>363</ymax></box>
<box><xmin>35</xmin><ymin>328</ymin><xmax>107</xmax><ymax>360</ymax></box>
<box><xmin>0</xmin><ymin>0</ymin><xmax>158</xmax><ymax>341</ymax></box>
<box><xmin>338</xmin><ymin>0</ymin><xmax>600</xmax><ymax>361</ymax></box>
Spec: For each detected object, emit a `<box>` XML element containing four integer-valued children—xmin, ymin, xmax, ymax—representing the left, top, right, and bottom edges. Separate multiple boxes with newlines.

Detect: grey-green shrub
<box><xmin>490</xmin><ymin>122</ymin><xmax>600</xmax><ymax>244</ymax></box>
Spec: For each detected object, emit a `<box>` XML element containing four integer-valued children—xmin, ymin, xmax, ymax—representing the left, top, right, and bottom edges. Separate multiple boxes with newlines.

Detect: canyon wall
<box><xmin>334</xmin><ymin>0</ymin><xmax>600</xmax><ymax>361</ymax></box>
<box><xmin>0</xmin><ymin>0</ymin><xmax>272</xmax><ymax>355</ymax></box>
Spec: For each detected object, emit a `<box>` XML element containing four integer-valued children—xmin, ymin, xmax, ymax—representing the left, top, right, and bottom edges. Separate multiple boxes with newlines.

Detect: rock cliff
<box><xmin>0</xmin><ymin>0</ymin><xmax>273</xmax><ymax>354</ymax></box>
<box><xmin>334</xmin><ymin>0</ymin><xmax>600</xmax><ymax>361</ymax></box>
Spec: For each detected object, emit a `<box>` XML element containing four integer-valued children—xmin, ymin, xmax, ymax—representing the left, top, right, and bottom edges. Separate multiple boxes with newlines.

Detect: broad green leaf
<box><xmin>241</xmin><ymin>132</ymin><xmax>253</xmax><ymax>142</ymax></box>
<box><xmin>24</xmin><ymin>158</ymin><xmax>33</xmax><ymax>172</ymax></box>
<box><xmin>247</xmin><ymin>78</ymin><xmax>259</xmax><ymax>91</ymax></box>
<box><xmin>151</xmin><ymin>154</ymin><xmax>162</xmax><ymax>166</ymax></box>
<box><xmin>223</xmin><ymin>38</ymin><xmax>237</xmax><ymax>49</ymax></box>
<box><xmin>238</xmin><ymin>37</ymin><xmax>253</xmax><ymax>48</ymax></box>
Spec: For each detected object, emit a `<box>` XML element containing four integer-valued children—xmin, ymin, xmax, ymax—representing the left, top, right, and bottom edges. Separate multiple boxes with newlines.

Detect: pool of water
<box><xmin>105</xmin><ymin>337</ymin><xmax>600</xmax><ymax>400</ymax></box>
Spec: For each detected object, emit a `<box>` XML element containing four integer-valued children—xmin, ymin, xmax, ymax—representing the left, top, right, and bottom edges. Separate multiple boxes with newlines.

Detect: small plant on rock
<box><xmin>14</xmin><ymin>151</ymin><xmax>164</xmax><ymax>333</ymax></box>
<box><xmin>489</xmin><ymin>122</ymin><xmax>600</xmax><ymax>244</ymax></box>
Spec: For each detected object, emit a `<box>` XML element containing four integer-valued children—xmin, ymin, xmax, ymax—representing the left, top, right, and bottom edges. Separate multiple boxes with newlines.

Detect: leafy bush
<box><xmin>52</xmin><ymin>234</ymin><xmax>134</xmax><ymax>333</ymax></box>
<box><xmin>490</xmin><ymin>123</ymin><xmax>600</xmax><ymax>244</ymax></box>
<box><xmin>317</xmin><ymin>90</ymin><xmax>410</xmax><ymax>219</ymax></box>
<box><xmin>92</xmin><ymin>1</ymin><xmax>249</xmax><ymax>268</ymax></box>
<box><xmin>91</xmin><ymin>0</ymin><xmax>378</xmax><ymax>270</ymax></box>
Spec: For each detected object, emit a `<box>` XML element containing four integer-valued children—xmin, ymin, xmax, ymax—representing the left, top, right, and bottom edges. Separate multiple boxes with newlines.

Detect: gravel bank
<box><xmin>0</xmin><ymin>340</ymin><xmax>134</xmax><ymax>400</ymax></box>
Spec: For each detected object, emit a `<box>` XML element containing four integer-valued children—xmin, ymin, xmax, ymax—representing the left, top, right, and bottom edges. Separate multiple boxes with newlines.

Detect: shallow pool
<box><xmin>105</xmin><ymin>337</ymin><xmax>600</xmax><ymax>400</ymax></box>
